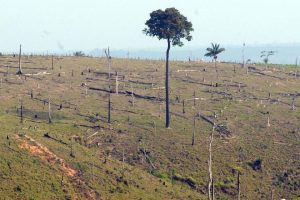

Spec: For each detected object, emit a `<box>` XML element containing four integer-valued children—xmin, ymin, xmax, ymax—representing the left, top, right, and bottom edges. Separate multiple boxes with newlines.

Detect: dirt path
<box><xmin>15</xmin><ymin>134</ymin><xmax>101</xmax><ymax>200</ymax></box>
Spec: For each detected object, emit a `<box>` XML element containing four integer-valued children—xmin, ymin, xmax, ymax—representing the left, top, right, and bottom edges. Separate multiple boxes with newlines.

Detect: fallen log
<box><xmin>93</xmin><ymin>71</ymin><xmax>110</xmax><ymax>77</ymax></box>
<box><xmin>170</xmin><ymin>112</ymin><xmax>188</xmax><ymax>119</ymax></box>
<box><xmin>77</xmin><ymin>124</ymin><xmax>103</xmax><ymax>129</ymax></box>
<box><xmin>251</xmin><ymin>69</ymin><xmax>284</xmax><ymax>80</ymax></box>
<box><xmin>198</xmin><ymin>113</ymin><xmax>231</xmax><ymax>137</ymax></box>
<box><xmin>278</xmin><ymin>92</ymin><xmax>300</xmax><ymax>97</ymax></box>
<box><xmin>88</xmin><ymin>86</ymin><xmax>118</xmax><ymax>94</ymax></box>
<box><xmin>204</xmin><ymin>90</ymin><xmax>232</xmax><ymax>97</ymax></box>
<box><xmin>125</xmin><ymin>90</ymin><xmax>163</xmax><ymax>101</ymax></box>
<box><xmin>128</xmin><ymin>80</ymin><xmax>153</xmax><ymax>85</ymax></box>
<box><xmin>88</xmin><ymin>86</ymin><xmax>163</xmax><ymax>101</ymax></box>
<box><xmin>43</xmin><ymin>133</ymin><xmax>68</xmax><ymax>145</ymax></box>
<box><xmin>178</xmin><ymin>77</ymin><xmax>212</xmax><ymax>87</ymax></box>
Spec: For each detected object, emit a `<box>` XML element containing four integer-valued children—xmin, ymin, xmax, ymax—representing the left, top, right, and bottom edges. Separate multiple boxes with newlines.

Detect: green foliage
<box><xmin>260</xmin><ymin>50</ymin><xmax>276</xmax><ymax>64</ymax></box>
<box><xmin>143</xmin><ymin>8</ymin><xmax>193</xmax><ymax>46</ymax></box>
<box><xmin>73</xmin><ymin>51</ymin><xmax>85</xmax><ymax>57</ymax></box>
<box><xmin>14</xmin><ymin>185</ymin><xmax>22</xmax><ymax>192</ymax></box>
<box><xmin>230</xmin><ymin>165</ymin><xmax>243</xmax><ymax>173</ymax></box>
<box><xmin>249</xmin><ymin>158</ymin><xmax>263</xmax><ymax>171</ymax></box>
<box><xmin>173</xmin><ymin>173</ymin><xmax>198</xmax><ymax>188</ymax></box>
<box><xmin>152</xmin><ymin>169</ymin><xmax>169</xmax><ymax>180</ymax></box>
<box><xmin>204</xmin><ymin>43</ymin><xmax>225</xmax><ymax>60</ymax></box>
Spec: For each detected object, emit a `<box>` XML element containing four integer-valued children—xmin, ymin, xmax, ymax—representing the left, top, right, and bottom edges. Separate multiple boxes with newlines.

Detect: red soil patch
<box><xmin>16</xmin><ymin>134</ymin><xmax>101</xmax><ymax>200</ymax></box>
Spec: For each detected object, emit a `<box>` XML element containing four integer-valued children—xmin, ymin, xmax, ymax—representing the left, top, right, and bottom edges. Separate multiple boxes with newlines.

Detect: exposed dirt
<box><xmin>16</xmin><ymin>134</ymin><xmax>101</xmax><ymax>200</ymax></box>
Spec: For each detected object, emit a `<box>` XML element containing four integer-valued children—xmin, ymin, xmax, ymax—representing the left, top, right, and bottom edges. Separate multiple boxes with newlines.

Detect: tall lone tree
<box><xmin>204</xmin><ymin>43</ymin><xmax>225</xmax><ymax>77</ymax></box>
<box><xmin>144</xmin><ymin>8</ymin><xmax>193</xmax><ymax>128</ymax></box>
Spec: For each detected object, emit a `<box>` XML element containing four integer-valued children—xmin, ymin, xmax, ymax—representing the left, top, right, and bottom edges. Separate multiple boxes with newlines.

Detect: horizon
<box><xmin>1</xmin><ymin>0</ymin><xmax>300</xmax><ymax>52</ymax></box>
<box><xmin>3</xmin><ymin>43</ymin><xmax>299</xmax><ymax>65</ymax></box>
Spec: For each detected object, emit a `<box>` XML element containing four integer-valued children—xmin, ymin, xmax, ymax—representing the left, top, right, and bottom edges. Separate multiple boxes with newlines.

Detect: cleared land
<box><xmin>0</xmin><ymin>55</ymin><xmax>299</xmax><ymax>199</ymax></box>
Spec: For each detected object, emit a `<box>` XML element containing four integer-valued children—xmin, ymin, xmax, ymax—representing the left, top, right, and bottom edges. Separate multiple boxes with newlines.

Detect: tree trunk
<box><xmin>192</xmin><ymin>116</ymin><xmax>195</xmax><ymax>146</ymax></box>
<box><xmin>131</xmin><ymin>84</ymin><xmax>135</xmax><ymax>107</ymax></box>
<box><xmin>108</xmin><ymin>91</ymin><xmax>111</xmax><ymax>124</ymax></box>
<box><xmin>115</xmin><ymin>72</ymin><xmax>119</xmax><ymax>95</ymax></box>
<box><xmin>208</xmin><ymin>125</ymin><xmax>214</xmax><ymax>200</ymax></box>
<box><xmin>214</xmin><ymin>58</ymin><xmax>219</xmax><ymax>79</ymax></box>
<box><xmin>107</xmin><ymin>50</ymin><xmax>112</xmax><ymax>124</ymax></box>
<box><xmin>17</xmin><ymin>45</ymin><xmax>22</xmax><ymax>75</ymax></box>
<box><xmin>51</xmin><ymin>55</ymin><xmax>54</xmax><ymax>70</ymax></box>
<box><xmin>271</xmin><ymin>188</ymin><xmax>274</xmax><ymax>200</ymax></box>
<box><xmin>20</xmin><ymin>101</ymin><xmax>23</xmax><ymax>123</ymax></box>
<box><xmin>237</xmin><ymin>171</ymin><xmax>241</xmax><ymax>200</ymax></box>
<box><xmin>214</xmin><ymin>58</ymin><xmax>217</xmax><ymax>70</ymax></box>
<box><xmin>165</xmin><ymin>38</ymin><xmax>171</xmax><ymax>128</ymax></box>
<box><xmin>48</xmin><ymin>98</ymin><xmax>52</xmax><ymax>123</ymax></box>
<box><xmin>193</xmin><ymin>91</ymin><xmax>196</xmax><ymax>106</ymax></box>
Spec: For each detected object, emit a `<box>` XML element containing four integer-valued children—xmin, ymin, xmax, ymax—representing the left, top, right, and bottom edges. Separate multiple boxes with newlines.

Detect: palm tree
<box><xmin>204</xmin><ymin>43</ymin><xmax>225</xmax><ymax>77</ymax></box>
<box><xmin>260</xmin><ymin>51</ymin><xmax>275</xmax><ymax>70</ymax></box>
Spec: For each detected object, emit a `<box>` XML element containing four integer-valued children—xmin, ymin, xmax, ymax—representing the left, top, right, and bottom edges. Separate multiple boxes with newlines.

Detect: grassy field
<box><xmin>0</xmin><ymin>55</ymin><xmax>299</xmax><ymax>200</ymax></box>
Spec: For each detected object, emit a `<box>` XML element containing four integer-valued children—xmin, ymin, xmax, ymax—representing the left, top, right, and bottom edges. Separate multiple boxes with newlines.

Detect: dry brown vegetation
<box><xmin>0</xmin><ymin>55</ymin><xmax>299</xmax><ymax>199</ymax></box>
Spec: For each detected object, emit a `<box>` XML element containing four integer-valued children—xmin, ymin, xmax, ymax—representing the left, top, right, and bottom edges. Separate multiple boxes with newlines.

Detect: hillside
<box><xmin>0</xmin><ymin>55</ymin><xmax>299</xmax><ymax>200</ymax></box>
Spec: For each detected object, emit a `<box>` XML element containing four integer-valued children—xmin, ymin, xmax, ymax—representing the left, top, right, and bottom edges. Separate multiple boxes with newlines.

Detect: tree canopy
<box><xmin>143</xmin><ymin>8</ymin><xmax>193</xmax><ymax>46</ymax></box>
<box><xmin>260</xmin><ymin>51</ymin><xmax>275</xmax><ymax>64</ymax></box>
<box><xmin>205</xmin><ymin>43</ymin><xmax>225</xmax><ymax>60</ymax></box>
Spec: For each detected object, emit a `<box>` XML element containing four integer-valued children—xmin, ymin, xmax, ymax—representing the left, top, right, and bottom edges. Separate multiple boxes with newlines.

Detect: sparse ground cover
<box><xmin>0</xmin><ymin>55</ymin><xmax>299</xmax><ymax>199</ymax></box>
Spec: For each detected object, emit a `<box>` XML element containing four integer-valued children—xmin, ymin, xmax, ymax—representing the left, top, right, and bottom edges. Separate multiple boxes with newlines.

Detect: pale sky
<box><xmin>1</xmin><ymin>0</ymin><xmax>300</xmax><ymax>53</ymax></box>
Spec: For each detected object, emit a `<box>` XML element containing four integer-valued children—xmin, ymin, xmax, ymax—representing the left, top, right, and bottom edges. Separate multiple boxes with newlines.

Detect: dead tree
<box><xmin>291</xmin><ymin>97</ymin><xmax>295</xmax><ymax>110</ymax></box>
<box><xmin>267</xmin><ymin>112</ymin><xmax>270</xmax><ymax>127</ymax></box>
<box><xmin>70</xmin><ymin>139</ymin><xmax>75</xmax><ymax>158</ymax></box>
<box><xmin>237</xmin><ymin>171</ymin><xmax>241</xmax><ymax>200</ymax></box>
<box><xmin>159</xmin><ymin>103</ymin><xmax>162</xmax><ymax>118</ymax></box>
<box><xmin>193</xmin><ymin>91</ymin><xmax>196</xmax><ymax>106</ymax></box>
<box><xmin>192</xmin><ymin>116</ymin><xmax>196</xmax><ymax>146</ymax></box>
<box><xmin>271</xmin><ymin>188</ymin><xmax>274</xmax><ymax>200</ymax></box>
<box><xmin>48</xmin><ymin>98</ymin><xmax>52</xmax><ymax>123</ymax></box>
<box><xmin>85</xmin><ymin>85</ymin><xmax>88</xmax><ymax>97</ymax></box>
<box><xmin>139</xmin><ymin>140</ymin><xmax>156</xmax><ymax>170</ymax></box>
<box><xmin>153</xmin><ymin>121</ymin><xmax>157</xmax><ymax>134</ymax></box>
<box><xmin>51</xmin><ymin>55</ymin><xmax>54</xmax><ymax>70</ymax></box>
<box><xmin>242</xmin><ymin>43</ymin><xmax>245</xmax><ymax>68</ymax></box>
<box><xmin>20</xmin><ymin>100</ymin><xmax>24</xmax><ymax>123</ymax></box>
<box><xmin>115</xmin><ymin>72</ymin><xmax>119</xmax><ymax>95</ymax></box>
<box><xmin>6</xmin><ymin>65</ymin><xmax>9</xmax><ymax>76</ymax></box>
<box><xmin>16</xmin><ymin>45</ymin><xmax>22</xmax><ymax>75</ymax></box>
<box><xmin>121</xmin><ymin>148</ymin><xmax>125</xmax><ymax>170</ymax></box>
<box><xmin>208</xmin><ymin>125</ymin><xmax>215</xmax><ymax>200</ymax></box>
<box><xmin>182</xmin><ymin>100</ymin><xmax>185</xmax><ymax>114</ymax></box>
<box><xmin>60</xmin><ymin>173</ymin><xmax>64</xmax><ymax>186</ymax></box>
<box><xmin>130</xmin><ymin>83</ymin><xmax>135</xmax><ymax>107</ymax></box>
<box><xmin>104</xmin><ymin>48</ymin><xmax>112</xmax><ymax>124</ymax></box>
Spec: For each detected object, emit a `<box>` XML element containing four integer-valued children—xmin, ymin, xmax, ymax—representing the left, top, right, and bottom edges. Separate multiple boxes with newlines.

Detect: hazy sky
<box><xmin>1</xmin><ymin>0</ymin><xmax>300</xmax><ymax>53</ymax></box>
